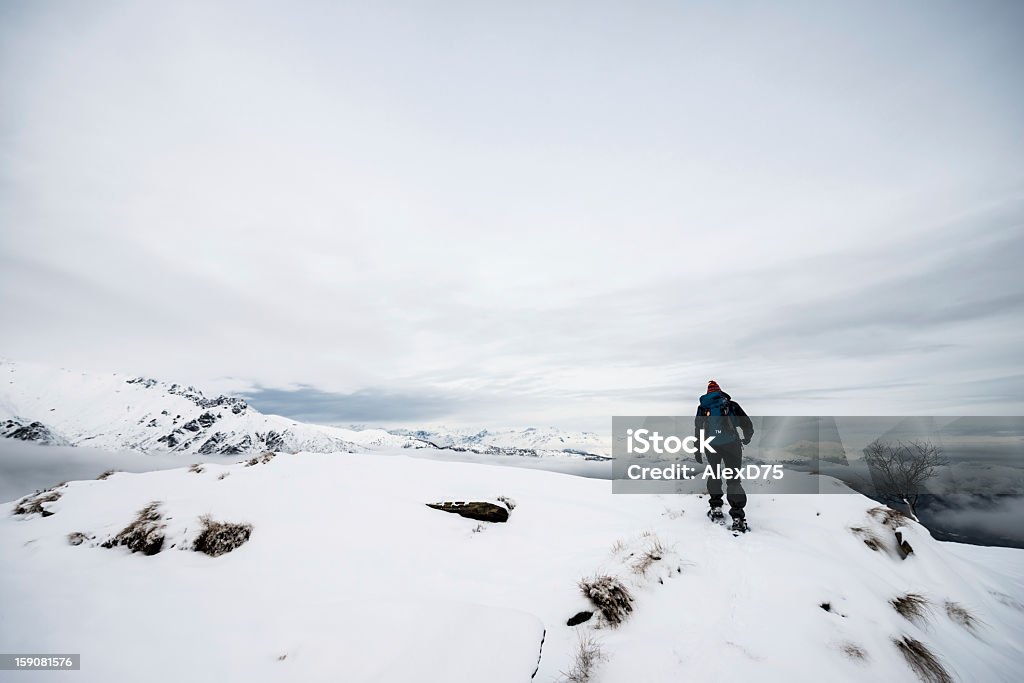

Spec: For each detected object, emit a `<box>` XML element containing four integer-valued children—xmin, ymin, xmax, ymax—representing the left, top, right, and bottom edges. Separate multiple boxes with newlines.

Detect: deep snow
<box><xmin>2</xmin><ymin>451</ymin><xmax>1022</xmax><ymax>682</ymax></box>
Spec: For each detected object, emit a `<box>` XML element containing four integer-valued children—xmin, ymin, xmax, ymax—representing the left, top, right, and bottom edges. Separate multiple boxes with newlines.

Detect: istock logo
<box><xmin>625</xmin><ymin>428</ymin><xmax>717</xmax><ymax>455</ymax></box>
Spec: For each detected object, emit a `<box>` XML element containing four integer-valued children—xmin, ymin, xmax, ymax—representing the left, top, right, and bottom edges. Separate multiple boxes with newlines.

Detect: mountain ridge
<box><xmin>0</xmin><ymin>360</ymin><xmax>608</xmax><ymax>460</ymax></box>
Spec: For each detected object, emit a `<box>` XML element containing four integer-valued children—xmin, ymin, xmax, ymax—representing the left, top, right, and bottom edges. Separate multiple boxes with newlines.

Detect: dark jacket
<box><xmin>694</xmin><ymin>390</ymin><xmax>754</xmax><ymax>445</ymax></box>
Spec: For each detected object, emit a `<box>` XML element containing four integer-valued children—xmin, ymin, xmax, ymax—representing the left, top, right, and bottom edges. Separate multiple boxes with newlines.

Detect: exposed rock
<box><xmin>895</xmin><ymin>529</ymin><xmax>914</xmax><ymax>559</ymax></box>
<box><xmin>197</xmin><ymin>432</ymin><xmax>227</xmax><ymax>455</ymax></box>
<box><xmin>182</xmin><ymin>419</ymin><xmax>201</xmax><ymax>432</ymax></box>
<box><xmin>3</xmin><ymin>419</ymin><xmax>63</xmax><ymax>444</ymax></box>
<box><xmin>197</xmin><ymin>412</ymin><xmax>218</xmax><ymax>428</ymax></box>
<box><xmin>262</xmin><ymin>431</ymin><xmax>285</xmax><ymax>451</ymax></box>
<box><xmin>426</xmin><ymin>501</ymin><xmax>510</xmax><ymax>523</ymax></box>
<box><xmin>566</xmin><ymin>611</ymin><xmax>593</xmax><ymax>626</ymax></box>
<box><xmin>219</xmin><ymin>435</ymin><xmax>251</xmax><ymax>455</ymax></box>
<box><xmin>157</xmin><ymin>432</ymin><xmax>180</xmax><ymax>448</ymax></box>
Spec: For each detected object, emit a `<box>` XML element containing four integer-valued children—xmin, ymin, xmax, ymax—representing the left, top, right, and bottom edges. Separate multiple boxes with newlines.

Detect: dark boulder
<box><xmin>566</xmin><ymin>611</ymin><xmax>593</xmax><ymax>626</ymax></box>
<box><xmin>426</xmin><ymin>501</ymin><xmax>510</xmax><ymax>523</ymax></box>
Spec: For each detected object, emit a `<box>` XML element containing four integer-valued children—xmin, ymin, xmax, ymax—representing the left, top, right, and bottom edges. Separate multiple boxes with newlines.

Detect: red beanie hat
<box><xmin>707</xmin><ymin>380</ymin><xmax>721</xmax><ymax>393</ymax></box>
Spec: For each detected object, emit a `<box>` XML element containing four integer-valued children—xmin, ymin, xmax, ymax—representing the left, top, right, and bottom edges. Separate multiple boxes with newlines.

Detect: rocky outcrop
<box><xmin>2</xmin><ymin>419</ymin><xmax>66</xmax><ymax>445</ymax></box>
<box><xmin>426</xmin><ymin>501</ymin><xmax>510</xmax><ymax>523</ymax></box>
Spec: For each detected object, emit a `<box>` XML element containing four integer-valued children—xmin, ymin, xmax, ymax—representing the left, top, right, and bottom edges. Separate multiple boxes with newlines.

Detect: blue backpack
<box><xmin>700</xmin><ymin>391</ymin><xmax>738</xmax><ymax>444</ymax></box>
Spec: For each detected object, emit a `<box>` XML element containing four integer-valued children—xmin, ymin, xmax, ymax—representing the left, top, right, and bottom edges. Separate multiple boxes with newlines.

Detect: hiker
<box><xmin>694</xmin><ymin>380</ymin><xmax>754</xmax><ymax>533</ymax></box>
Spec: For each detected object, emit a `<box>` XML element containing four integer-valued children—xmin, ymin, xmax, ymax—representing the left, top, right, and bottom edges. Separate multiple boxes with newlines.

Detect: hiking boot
<box><xmin>731</xmin><ymin>517</ymin><xmax>749</xmax><ymax>534</ymax></box>
<box><xmin>707</xmin><ymin>507</ymin><xmax>725</xmax><ymax>523</ymax></box>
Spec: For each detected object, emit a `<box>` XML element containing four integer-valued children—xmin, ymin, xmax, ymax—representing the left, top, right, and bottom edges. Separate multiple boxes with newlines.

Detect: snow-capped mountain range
<box><xmin>0</xmin><ymin>360</ymin><xmax>609</xmax><ymax>459</ymax></box>
<box><xmin>389</xmin><ymin>425</ymin><xmax>610</xmax><ymax>456</ymax></box>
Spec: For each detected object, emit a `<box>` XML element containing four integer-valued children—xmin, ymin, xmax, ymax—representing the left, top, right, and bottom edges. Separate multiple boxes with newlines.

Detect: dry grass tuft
<box><xmin>631</xmin><ymin>538</ymin><xmax>667</xmax><ymax>575</ymax></box>
<box><xmin>891</xmin><ymin>593</ymin><xmax>931</xmax><ymax>623</ymax></box>
<box><xmin>944</xmin><ymin>601</ymin><xmax>978</xmax><ymax>631</ymax></box>
<box><xmin>13</xmin><ymin>487</ymin><xmax>62</xmax><ymax>516</ymax></box>
<box><xmin>609</xmin><ymin>539</ymin><xmax>626</xmax><ymax>554</ymax></box>
<box><xmin>244</xmin><ymin>451</ymin><xmax>276</xmax><ymax>467</ymax></box>
<box><xmin>893</xmin><ymin>636</ymin><xmax>952</xmax><ymax>683</ymax></box>
<box><xmin>869</xmin><ymin>505</ymin><xmax>910</xmax><ymax>529</ymax></box>
<box><xmin>188</xmin><ymin>463</ymin><xmax>205</xmax><ymax>474</ymax></box>
<box><xmin>192</xmin><ymin>515</ymin><xmax>253</xmax><ymax>557</ymax></box>
<box><xmin>850</xmin><ymin>526</ymin><xmax>884</xmax><ymax>551</ymax></box>
<box><xmin>101</xmin><ymin>502</ymin><xmax>165</xmax><ymax>555</ymax></box>
<box><xmin>96</xmin><ymin>469</ymin><xmax>116</xmax><ymax>480</ymax></box>
<box><xmin>840</xmin><ymin>642</ymin><xmax>868</xmax><ymax>660</ymax></box>
<box><xmin>561</xmin><ymin>633</ymin><xmax>606</xmax><ymax>683</ymax></box>
<box><xmin>579</xmin><ymin>575</ymin><xmax>634</xmax><ymax>626</ymax></box>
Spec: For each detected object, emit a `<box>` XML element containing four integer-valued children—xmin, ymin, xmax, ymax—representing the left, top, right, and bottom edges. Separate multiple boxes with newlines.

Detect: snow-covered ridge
<box><xmin>2</xmin><ymin>453</ymin><xmax>1022</xmax><ymax>681</ymax></box>
<box><xmin>0</xmin><ymin>361</ymin><xmax>608</xmax><ymax>459</ymax></box>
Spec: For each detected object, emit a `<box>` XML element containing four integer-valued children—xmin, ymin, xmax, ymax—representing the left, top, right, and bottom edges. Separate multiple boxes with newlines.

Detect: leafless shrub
<box><xmin>868</xmin><ymin>505</ymin><xmax>909</xmax><ymax>529</ymax></box>
<box><xmin>840</xmin><ymin>642</ymin><xmax>868</xmax><ymax>660</ymax></box>
<box><xmin>850</xmin><ymin>526</ymin><xmax>884</xmax><ymax>551</ymax></box>
<box><xmin>97</xmin><ymin>469</ymin><xmax>116</xmax><ymax>480</ymax></box>
<box><xmin>893</xmin><ymin>636</ymin><xmax>951</xmax><ymax>683</ymax></box>
<box><xmin>101</xmin><ymin>502</ymin><xmax>165</xmax><ymax>555</ymax></box>
<box><xmin>944</xmin><ymin>601</ymin><xmax>978</xmax><ymax>631</ymax></box>
<box><xmin>891</xmin><ymin>593</ymin><xmax>931</xmax><ymax>623</ymax></box>
<box><xmin>188</xmin><ymin>463</ymin><xmax>205</xmax><ymax>474</ymax></box>
<box><xmin>561</xmin><ymin>633</ymin><xmax>606</xmax><ymax>683</ymax></box>
<box><xmin>13</xmin><ymin>488</ymin><xmax>62</xmax><ymax>516</ymax></box>
<box><xmin>496</xmin><ymin>495</ymin><xmax>517</xmax><ymax>511</ymax></box>
<box><xmin>192</xmin><ymin>515</ymin><xmax>253</xmax><ymax>557</ymax></box>
<box><xmin>609</xmin><ymin>539</ymin><xmax>625</xmax><ymax>554</ymax></box>
<box><xmin>863</xmin><ymin>440</ymin><xmax>948</xmax><ymax>520</ymax></box>
<box><xmin>579</xmin><ymin>575</ymin><xmax>633</xmax><ymax>626</ymax></box>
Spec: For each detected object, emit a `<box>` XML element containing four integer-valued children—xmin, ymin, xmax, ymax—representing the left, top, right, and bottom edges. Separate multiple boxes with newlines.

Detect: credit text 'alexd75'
<box><xmin>625</xmin><ymin>463</ymin><xmax>785</xmax><ymax>481</ymax></box>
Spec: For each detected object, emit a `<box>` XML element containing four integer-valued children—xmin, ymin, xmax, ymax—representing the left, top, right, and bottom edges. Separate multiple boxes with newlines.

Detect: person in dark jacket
<box><xmin>694</xmin><ymin>380</ymin><xmax>754</xmax><ymax>532</ymax></box>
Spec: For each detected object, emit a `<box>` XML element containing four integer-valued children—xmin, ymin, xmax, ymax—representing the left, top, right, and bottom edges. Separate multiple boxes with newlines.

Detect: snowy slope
<box><xmin>0</xmin><ymin>361</ymin><xmax>606</xmax><ymax>459</ymax></box>
<box><xmin>2</xmin><ymin>452</ymin><xmax>1022</xmax><ymax>682</ymax></box>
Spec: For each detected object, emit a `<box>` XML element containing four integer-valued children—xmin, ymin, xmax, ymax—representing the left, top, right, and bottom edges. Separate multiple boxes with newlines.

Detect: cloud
<box><xmin>922</xmin><ymin>494</ymin><xmax>1024</xmax><ymax>546</ymax></box>
<box><xmin>240</xmin><ymin>385</ymin><xmax>477</xmax><ymax>425</ymax></box>
<box><xmin>1</xmin><ymin>1</ymin><xmax>1023</xmax><ymax>428</ymax></box>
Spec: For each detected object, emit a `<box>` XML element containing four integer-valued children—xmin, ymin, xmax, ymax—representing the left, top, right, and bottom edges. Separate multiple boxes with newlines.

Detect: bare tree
<box><xmin>862</xmin><ymin>440</ymin><xmax>948</xmax><ymax>521</ymax></box>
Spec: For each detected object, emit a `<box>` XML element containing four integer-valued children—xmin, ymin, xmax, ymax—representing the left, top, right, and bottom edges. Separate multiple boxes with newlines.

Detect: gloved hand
<box><xmin>741</xmin><ymin>436</ymin><xmax>752</xmax><ymax>446</ymax></box>
<box><xmin>695</xmin><ymin>451</ymin><xmax>703</xmax><ymax>464</ymax></box>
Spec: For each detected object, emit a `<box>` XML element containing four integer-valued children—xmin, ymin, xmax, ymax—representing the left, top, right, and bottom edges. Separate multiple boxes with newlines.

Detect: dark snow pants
<box><xmin>706</xmin><ymin>439</ymin><xmax>746</xmax><ymax>519</ymax></box>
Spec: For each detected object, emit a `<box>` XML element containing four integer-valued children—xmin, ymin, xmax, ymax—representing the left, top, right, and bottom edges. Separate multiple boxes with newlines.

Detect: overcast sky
<box><xmin>1</xmin><ymin>1</ymin><xmax>1022</xmax><ymax>431</ymax></box>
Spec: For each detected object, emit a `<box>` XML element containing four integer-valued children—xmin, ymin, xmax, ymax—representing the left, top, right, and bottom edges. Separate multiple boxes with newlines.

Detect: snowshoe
<box><xmin>731</xmin><ymin>518</ymin><xmax>749</xmax><ymax>535</ymax></box>
<box><xmin>707</xmin><ymin>507</ymin><xmax>726</xmax><ymax>524</ymax></box>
